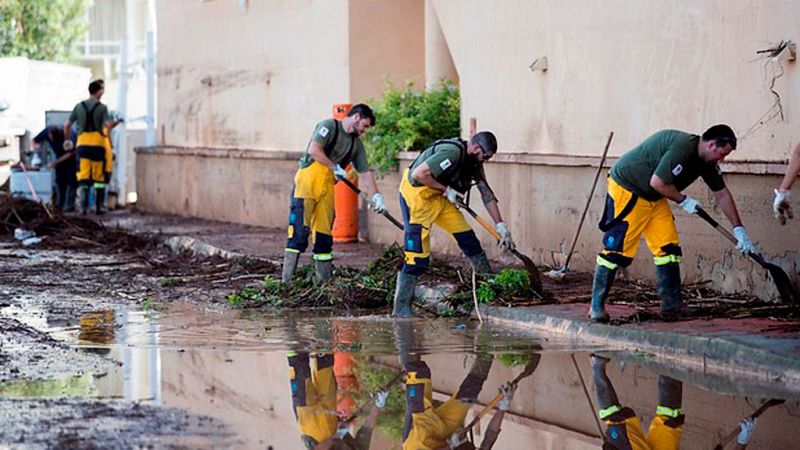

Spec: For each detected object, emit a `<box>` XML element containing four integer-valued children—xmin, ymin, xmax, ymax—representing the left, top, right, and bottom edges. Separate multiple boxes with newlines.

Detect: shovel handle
<box><xmin>338</xmin><ymin>176</ymin><xmax>404</xmax><ymax>231</ymax></box>
<box><xmin>713</xmin><ymin>399</ymin><xmax>784</xmax><ymax>449</ymax></box>
<box><xmin>695</xmin><ymin>206</ymin><xmax>738</xmax><ymax>245</ymax></box>
<box><xmin>457</xmin><ymin>200</ymin><xmax>501</xmax><ymax>240</ymax></box>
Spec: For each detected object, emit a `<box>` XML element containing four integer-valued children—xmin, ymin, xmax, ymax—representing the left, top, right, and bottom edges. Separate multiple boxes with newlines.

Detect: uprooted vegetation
<box><xmin>226</xmin><ymin>244</ymin><xmax>548</xmax><ymax>315</ymax></box>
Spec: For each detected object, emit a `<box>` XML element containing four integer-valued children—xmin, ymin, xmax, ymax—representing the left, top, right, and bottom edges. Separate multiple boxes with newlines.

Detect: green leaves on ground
<box><xmin>225</xmin><ymin>244</ymin><xmax>404</xmax><ymax>309</ymax></box>
<box><xmin>449</xmin><ymin>268</ymin><xmax>536</xmax><ymax>308</ymax></box>
<box><xmin>365</xmin><ymin>80</ymin><xmax>460</xmax><ymax>174</ymax></box>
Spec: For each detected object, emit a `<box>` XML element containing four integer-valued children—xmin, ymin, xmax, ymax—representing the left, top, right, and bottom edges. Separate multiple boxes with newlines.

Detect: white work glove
<box><xmin>374</xmin><ymin>390</ymin><xmax>389</xmax><ymax>409</ymax></box>
<box><xmin>333</xmin><ymin>164</ymin><xmax>348</xmax><ymax>180</ymax></box>
<box><xmin>335</xmin><ymin>422</ymin><xmax>350</xmax><ymax>439</ymax></box>
<box><xmin>497</xmin><ymin>382</ymin><xmax>518</xmax><ymax>411</ymax></box>
<box><xmin>774</xmin><ymin>189</ymin><xmax>793</xmax><ymax>224</ymax></box>
<box><xmin>495</xmin><ymin>222</ymin><xmax>516</xmax><ymax>251</ymax></box>
<box><xmin>732</xmin><ymin>226</ymin><xmax>756</xmax><ymax>254</ymax></box>
<box><xmin>443</xmin><ymin>186</ymin><xmax>464</xmax><ymax>205</ymax></box>
<box><xmin>678</xmin><ymin>196</ymin><xmax>700</xmax><ymax>215</ymax></box>
<box><xmin>737</xmin><ymin>417</ymin><xmax>758</xmax><ymax>445</ymax></box>
<box><xmin>371</xmin><ymin>193</ymin><xmax>387</xmax><ymax>214</ymax></box>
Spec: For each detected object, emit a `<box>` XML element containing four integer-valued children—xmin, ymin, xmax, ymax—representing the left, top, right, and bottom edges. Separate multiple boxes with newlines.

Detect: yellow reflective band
<box><xmin>93</xmin><ymin>182</ymin><xmax>107</xmax><ymax>188</ymax></box>
<box><xmin>284</xmin><ymin>248</ymin><xmax>301</xmax><ymax>254</ymax></box>
<box><xmin>599</xmin><ymin>404</ymin><xmax>622</xmax><ymax>419</ymax></box>
<box><xmin>656</xmin><ymin>405</ymin><xmax>682</xmax><ymax>418</ymax></box>
<box><xmin>313</xmin><ymin>253</ymin><xmax>333</xmax><ymax>261</ymax></box>
<box><xmin>287</xmin><ymin>225</ymin><xmax>294</xmax><ymax>238</ymax></box>
<box><xmin>654</xmin><ymin>255</ymin><xmax>682</xmax><ymax>266</ymax></box>
<box><xmin>596</xmin><ymin>255</ymin><xmax>619</xmax><ymax>270</ymax></box>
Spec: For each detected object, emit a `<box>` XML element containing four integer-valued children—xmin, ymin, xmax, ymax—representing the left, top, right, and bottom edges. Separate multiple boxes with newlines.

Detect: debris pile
<box><xmin>0</xmin><ymin>194</ymin><xmax>152</xmax><ymax>253</ymax></box>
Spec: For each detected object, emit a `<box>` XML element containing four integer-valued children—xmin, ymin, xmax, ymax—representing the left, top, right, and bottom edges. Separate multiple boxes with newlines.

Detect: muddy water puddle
<box><xmin>3</xmin><ymin>303</ymin><xmax>800</xmax><ymax>449</ymax></box>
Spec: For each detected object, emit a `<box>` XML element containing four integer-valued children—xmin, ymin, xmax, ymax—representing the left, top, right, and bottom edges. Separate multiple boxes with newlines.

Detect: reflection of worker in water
<box><xmin>287</xmin><ymin>351</ymin><xmax>387</xmax><ymax>449</ymax></box>
<box><xmin>402</xmin><ymin>354</ymin><xmax>493</xmax><ymax>450</ymax></box>
<box><xmin>591</xmin><ymin>355</ymin><xmax>684</xmax><ymax>450</ymax></box>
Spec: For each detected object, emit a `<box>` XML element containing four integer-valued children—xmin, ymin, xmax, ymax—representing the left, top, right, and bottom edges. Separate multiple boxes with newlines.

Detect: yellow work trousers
<box><xmin>76</xmin><ymin>131</ymin><xmax>113</xmax><ymax>187</ymax></box>
<box><xmin>403</xmin><ymin>370</ymin><xmax>471</xmax><ymax>450</ymax></box>
<box><xmin>399</xmin><ymin>169</ymin><xmax>482</xmax><ymax>275</ymax></box>
<box><xmin>289</xmin><ymin>353</ymin><xmax>337</xmax><ymax>445</ymax></box>
<box><xmin>605</xmin><ymin>415</ymin><xmax>683</xmax><ymax>450</ymax></box>
<box><xmin>286</xmin><ymin>162</ymin><xmax>335</xmax><ymax>261</ymax></box>
<box><xmin>597</xmin><ymin>177</ymin><xmax>681</xmax><ymax>270</ymax></box>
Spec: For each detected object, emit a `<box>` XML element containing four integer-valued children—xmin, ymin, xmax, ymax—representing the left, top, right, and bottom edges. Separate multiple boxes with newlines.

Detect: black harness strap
<box><xmin>80</xmin><ymin>101</ymin><xmax>101</xmax><ymax>133</ymax></box>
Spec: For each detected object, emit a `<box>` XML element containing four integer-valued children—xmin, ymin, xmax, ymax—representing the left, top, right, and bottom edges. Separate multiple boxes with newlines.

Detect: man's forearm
<box><xmin>411</xmin><ymin>164</ymin><xmax>447</xmax><ymax>192</ymax></box>
<box><xmin>483</xmin><ymin>199</ymin><xmax>503</xmax><ymax>224</ymax></box>
<box><xmin>361</xmin><ymin>171</ymin><xmax>380</xmax><ymax>196</ymax></box>
<box><xmin>650</xmin><ymin>175</ymin><xmax>684</xmax><ymax>203</ymax></box>
<box><xmin>308</xmin><ymin>144</ymin><xmax>336</xmax><ymax>170</ymax></box>
<box><xmin>715</xmin><ymin>188</ymin><xmax>743</xmax><ymax>227</ymax></box>
<box><xmin>779</xmin><ymin>142</ymin><xmax>800</xmax><ymax>191</ymax></box>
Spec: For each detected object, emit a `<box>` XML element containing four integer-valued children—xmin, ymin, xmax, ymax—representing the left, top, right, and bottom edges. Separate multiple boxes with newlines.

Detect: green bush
<box><xmin>365</xmin><ymin>81</ymin><xmax>460</xmax><ymax>174</ymax></box>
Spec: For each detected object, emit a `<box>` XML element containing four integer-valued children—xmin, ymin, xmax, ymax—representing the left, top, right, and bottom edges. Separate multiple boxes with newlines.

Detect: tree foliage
<box><xmin>365</xmin><ymin>80</ymin><xmax>460</xmax><ymax>174</ymax></box>
<box><xmin>0</xmin><ymin>0</ymin><xmax>91</xmax><ymax>63</ymax></box>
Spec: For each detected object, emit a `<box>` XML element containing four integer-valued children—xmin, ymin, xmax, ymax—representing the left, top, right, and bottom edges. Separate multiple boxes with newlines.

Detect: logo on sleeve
<box><xmin>318</xmin><ymin>126</ymin><xmax>329</xmax><ymax>138</ymax></box>
<box><xmin>671</xmin><ymin>164</ymin><xmax>683</xmax><ymax>176</ymax></box>
<box><xmin>439</xmin><ymin>159</ymin><xmax>452</xmax><ymax>171</ymax></box>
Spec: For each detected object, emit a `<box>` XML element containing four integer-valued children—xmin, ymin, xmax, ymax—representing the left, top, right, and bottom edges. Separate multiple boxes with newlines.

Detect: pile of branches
<box><xmin>227</xmin><ymin>244</ymin><xmax>550</xmax><ymax>314</ymax></box>
<box><xmin>229</xmin><ymin>244</ymin><xmax>405</xmax><ymax>311</ymax></box>
<box><xmin>0</xmin><ymin>194</ymin><xmax>153</xmax><ymax>253</ymax></box>
<box><xmin>609</xmin><ymin>281</ymin><xmax>800</xmax><ymax>326</ymax></box>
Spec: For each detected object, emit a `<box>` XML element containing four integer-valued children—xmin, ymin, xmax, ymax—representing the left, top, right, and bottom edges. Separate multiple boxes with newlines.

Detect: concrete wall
<box><xmin>430</xmin><ymin>0</ymin><xmax>798</xmax><ymax>160</ymax></box>
<box><xmin>142</xmin><ymin>0</ymin><xmax>800</xmax><ymax>300</ymax></box>
<box><xmin>156</xmin><ymin>0</ymin><xmax>424</xmax><ymax>151</ymax></box>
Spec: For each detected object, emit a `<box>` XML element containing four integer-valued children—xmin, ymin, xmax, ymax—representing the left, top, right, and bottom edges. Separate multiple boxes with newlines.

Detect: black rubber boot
<box><xmin>467</xmin><ymin>252</ymin><xmax>492</xmax><ymax>275</ymax></box>
<box><xmin>314</xmin><ymin>259</ymin><xmax>332</xmax><ymax>283</ymax></box>
<box><xmin>78</xmin><ymin>186</ymin><xmax>89</xmax><ymax>215</ymax></box>
<box><xmin>655</xmin><ymin>262</ymin><xmax>682</xmax><ymax>320</ymax></box>
<box><xmin>590</xmin><ymin>354</ymin><xmax>620</xmax><ymax>410</ymax></box>
<box><xmin>657</xmin><ymin>375</ymin><xmax>683</xmax><ymax>410</ymax></box>
<box><xmin>392</xmin><ymin>272</ymin><xmax>417</xmax><ymax>318</ymax></box>
<box><xmin>281</xmin><ymin>250</ymin><xmax>300</xmax><ymax>283</ymax></box>
<box><xmin>456</xmin><ymin>353</ymin><xmax>494</xmax><ymax>402</ymax></box>
<box><xmin>94</xmin><ymin>187</ymin><xmax>105</xmax><ymax>215</ymax></box>
<box><xmin>589</xmin><ymin>265</ymin><xmax>617</xmax><ymax>323</ymax></box>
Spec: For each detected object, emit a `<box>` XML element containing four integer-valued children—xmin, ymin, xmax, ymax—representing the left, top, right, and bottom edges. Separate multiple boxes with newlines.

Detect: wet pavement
<box><xmin>3</xmin><ymin>294</ymin><xmax>800</xmax><ymax>448</ymax></box>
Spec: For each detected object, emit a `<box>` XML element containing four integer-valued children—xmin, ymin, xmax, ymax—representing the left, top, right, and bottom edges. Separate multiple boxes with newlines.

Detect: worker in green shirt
<box><xmin>282</xmin><ymin>104</ymin><xmax>387</xmax><ymax>284</ymax></box>
<box><xmin>392</xmin><ymin>131</ymin><xmax>515</xmax><ymax>317</ymax></box>
<box><xmin>591</xmin><ymin>125</ymin><xmax>755</xmax><ymax>322</ymax></box>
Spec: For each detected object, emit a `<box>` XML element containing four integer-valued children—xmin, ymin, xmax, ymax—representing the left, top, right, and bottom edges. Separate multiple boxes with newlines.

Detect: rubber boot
<box><xmin>78</xmin><ymin>186</ymin><xmax>89</xmax><ymax>215</ymax></box>
<box><xmin>314</xmin><ymin>259</ymin><xmax>333</xmax><ymax>283</ymax></box>
<box><xmin>655</xmin><ymin>262</ymin><xmax>682</xmax><ymax>321</ymax></box>
<box><xmin>393</xmin><ymin>320</ymin><xmax>420</xmax><ymax>366</ymax></box>
<box><xmin>64</xmin><ymin>185</ymin><xmax>76</xmax><ymax>212</ymax></box>
<box><xmin>392</xmin><ymin>271</ymin><xmax>417</xmax><ymax>318</ymax></box>
<box><xmin>281</xmin><ymin>250</ymin><xmax>300</xmax><ymax>283</ymax></box>
<box><xmin>456</xmin><ymin>352</ymin><xmax>493</xmax><ymax>402</ymax></box>
<box><xmin>590</xmin><ymin>354</ymin><xmax>620</xmax><ymax>410</ymax></box>
<box><xmin>467</xmin><ymin>252</ymin><xmax>492</xmax><ymax>275</ymax></box>
<box><xmin>589</xmin><ymin>265</ymin><xmax>617</xmax><ymax>323</ymax></box>
<box><xmin>657</xmin><ymin>375</ymin><xmax>683</xmax><ymax>411</ymax></box>
<box><xmin>94</xmin><ymin>187</ymin><xmax>106</xmax><ymax>215</ymax></box>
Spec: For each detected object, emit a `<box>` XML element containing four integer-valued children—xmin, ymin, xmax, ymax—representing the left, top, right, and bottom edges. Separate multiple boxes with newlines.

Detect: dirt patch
<box><xmin>0</xmin><ymin>398</ymin><xmax>235</xmax><ymax>449</ymax></box>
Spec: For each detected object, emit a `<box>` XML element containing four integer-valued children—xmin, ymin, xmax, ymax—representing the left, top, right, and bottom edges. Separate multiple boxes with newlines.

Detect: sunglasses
<box><xmin>477</xmin><ymin>144</ymin><xmax>494</xmax><ymax>160</ymax></box>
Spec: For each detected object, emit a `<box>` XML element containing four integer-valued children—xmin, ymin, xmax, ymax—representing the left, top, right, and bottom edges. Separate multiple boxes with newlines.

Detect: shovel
<box><xmin>695</xmin><ymin>206</ymin><xmax>798</xmax><ymax>304</ymax></box>
<box><xmin>456</xmin><ymin>199</ymin><xmax>544</xmax><ymax>296</ymax></box>
<box><xmin>712</xmin><ymin>398</ymin><xmax>784</xmax><ymax>450</ymax></box>
<box><xmin>461</xmin><ymin>353</ymin><xmax>540</xmax><ymax>431</ymax></box>
<box><xmin>337</xmin><ymin>176</ymin><xmax>404</xmax><ymax>230</ymax></box>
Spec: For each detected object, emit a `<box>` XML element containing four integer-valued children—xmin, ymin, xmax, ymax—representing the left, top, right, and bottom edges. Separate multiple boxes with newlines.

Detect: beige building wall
<box><xmin>141</xmin><ymin>0</ymin><xmax>799</xmax><ymax>300</ymax></box>
<box><xmin>430</xmin><ymin>0</ymin><xmax>798</xmax><ymax>159</ymax></box>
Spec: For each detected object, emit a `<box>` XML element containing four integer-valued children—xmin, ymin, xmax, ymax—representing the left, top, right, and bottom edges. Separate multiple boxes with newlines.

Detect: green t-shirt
<box><xmin>68</xmin><ymin>98</ymin><xmax>108</xmax><ymax>134</ymax></box>
<box><xmin>610</xmin><ymin>129</ymin><xmax>725</xmax><ymax>201</ymax></box>
<box><xmin>298</xmin><ymin>119</ymin><xmax>369</xmax><ymax>172</ymax></box>
<box><xmin>407</xmin><ymin>138</ymin><xmax>486</xmax><ymax>192</ymax></box>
